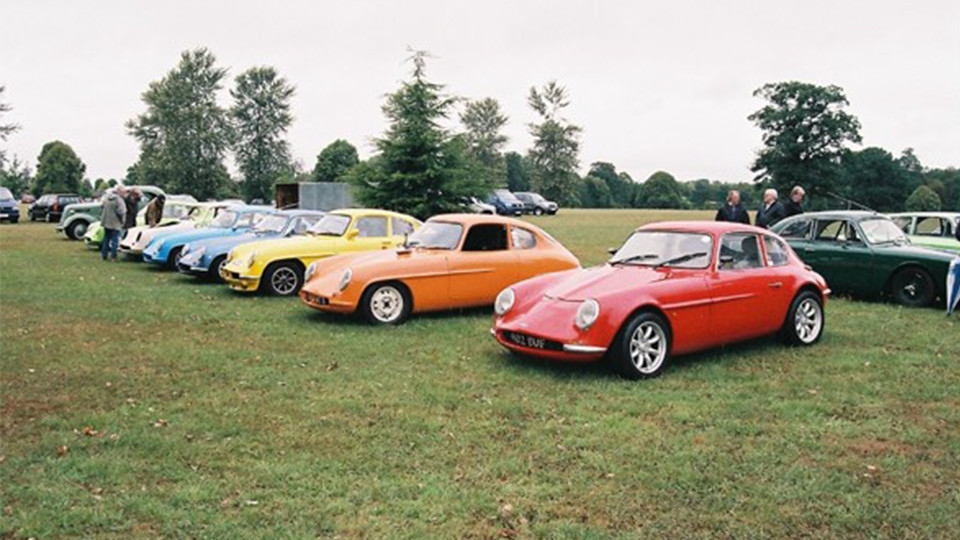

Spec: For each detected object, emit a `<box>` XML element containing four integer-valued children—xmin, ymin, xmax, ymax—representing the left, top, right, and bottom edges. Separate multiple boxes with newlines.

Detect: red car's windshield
<box><xmin>610</xmin><ymin>231</ymin><xmax>713</xmax><ymax>269</ymax></box>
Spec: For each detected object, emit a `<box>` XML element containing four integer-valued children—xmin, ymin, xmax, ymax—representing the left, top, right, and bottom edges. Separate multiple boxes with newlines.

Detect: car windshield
<box><xmin>407</xmin><ymin>221</ymin><xmax>463</xmax><ymax>249</ymax></box>
<box><xmin>210</xmin><ymin>210</ymin><xmax>238</xmax><ymax>228</ymax></box>
<box><xmin>0</xmin><ymin>187</ymin><xmax>13</xmax><ymax>201</ymax></box>
<box><xmin>860</xmin><ymin>218</ymin><xmax>909</xmax><ymax>245</ymax></box>
<box><xmin>253</xmin><ymin>214</ymin><xmax>289</xmax><ymax>234</ymax></box>
<box><xmin>610</xmin><ymin>231</ymin><xmax>713</xmax><ymax>269</ymax></box>
<box><xmin>162</xmin><ymin>204</ymin><xmax>192</xmax><ymax>219</ymax></box>
<box><xmin>527</xmin><ymin>193</ymin><xmax>546</xmax><ymax>203</ymax></box>
<box><xmin>308</xmin><ymin>213</ymin><xmax>351</xmax><ymax>236</ymax></box>
<box><xmin>495</xmin><ymin>190</ymin><xmax>521</xmax><ymax>203</ymax></box>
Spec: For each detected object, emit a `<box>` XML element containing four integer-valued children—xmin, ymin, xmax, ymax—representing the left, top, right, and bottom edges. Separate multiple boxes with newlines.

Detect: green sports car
<box><xmin>771</xmin><ymin>211</ymin><xmax>956</xmax><ymax>308</ymax></box>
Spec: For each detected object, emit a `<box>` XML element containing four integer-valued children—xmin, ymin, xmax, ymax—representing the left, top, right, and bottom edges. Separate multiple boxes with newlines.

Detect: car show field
<box><xmin>2</xmin><ymin>209</ymin><xmax>959</xmax><ymax>539</ymax></box>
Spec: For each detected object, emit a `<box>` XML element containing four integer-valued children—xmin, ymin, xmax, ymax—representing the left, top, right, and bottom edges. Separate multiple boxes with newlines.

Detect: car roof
<box><xmin>782</xmin><ymin>210</ymin><xmax>886</xmax><ymax>221</ymax></box>
<box><xmin>328</xmin><ymin>208</ymin><xmax>418</xmax><ymax>220</ymax></box>
<box><xmin>428</xmin><ymin>213</ymin><xmax>533</xmax><ymax>227</ymax></box>
<box><xmin>888</xmin><ymin>211</ymin><xmax>960</xmax><ymax>219</ymax></box>
<box><xmin>277</xmin><ymin>209</ymin><xmax>325</xmax><ymax>217</ymax></box>
<box><xmin>638</xmin><ymin>221</ymin><xmax>765</xmax><ymax>235</ymax></box>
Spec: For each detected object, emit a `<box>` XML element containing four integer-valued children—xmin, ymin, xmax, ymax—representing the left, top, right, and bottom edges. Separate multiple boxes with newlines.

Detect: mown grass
<box><xmin>1</xmin><ymin>209</ymin><xmax>958</xmax><ymax>539</ymax></box>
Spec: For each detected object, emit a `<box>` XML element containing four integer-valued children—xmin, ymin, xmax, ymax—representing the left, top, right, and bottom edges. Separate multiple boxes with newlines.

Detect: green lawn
<box><xmin>1</xmin><ymin>210</ymin><xmax>958</xmax><ymax>539</ymax></box>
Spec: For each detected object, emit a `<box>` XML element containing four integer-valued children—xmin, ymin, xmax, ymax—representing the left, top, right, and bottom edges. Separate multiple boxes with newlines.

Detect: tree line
<box><xmin>2</xmin><ymin>52</ymin><xmax>958</xmax><ymax>216</ymax></box>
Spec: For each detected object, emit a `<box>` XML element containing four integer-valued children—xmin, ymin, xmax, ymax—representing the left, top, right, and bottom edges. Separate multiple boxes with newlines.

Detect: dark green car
<box><xmin>771</xmin><ymin>211</ymin><xmax>956</xmax><ymax>307</ymax></box>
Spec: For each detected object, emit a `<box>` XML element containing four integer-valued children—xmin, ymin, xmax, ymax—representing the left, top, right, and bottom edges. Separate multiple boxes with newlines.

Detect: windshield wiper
<box><xmin>611</xmin><ymin>253</ymin><xmax>659</xmax><ymax>265</ymax></box>
<box><xmin>654</xmin><ymin>251</ymin><xmax>708</xmax><ymax>268</ymax></box>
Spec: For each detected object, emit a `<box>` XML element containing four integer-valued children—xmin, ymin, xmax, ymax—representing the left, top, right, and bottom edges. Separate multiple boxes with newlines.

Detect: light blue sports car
<box><xmin>177</xmin><ymin>209</ymin><xmax>324</xmax><ymax>281</ymax></box>
<box><xmin>142</xmin><ymin>206</ymin><xmax>272</xmax><ymax>268</ymax></box>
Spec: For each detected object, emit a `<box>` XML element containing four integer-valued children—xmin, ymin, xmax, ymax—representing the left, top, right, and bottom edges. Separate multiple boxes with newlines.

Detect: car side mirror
<box><xmin>346</xmin><ymin>229</ymin><xmax>360</xmax><ymax>240</ymax></box>
<box><xmin>607</xmin><ymin>247</ymin><xmax>618</xmax><ymax>255</ymax></box>
<box><xmin>719</xmin><ymin>255</ymin><xmax>734</xmax><ymax>265</ymax></box>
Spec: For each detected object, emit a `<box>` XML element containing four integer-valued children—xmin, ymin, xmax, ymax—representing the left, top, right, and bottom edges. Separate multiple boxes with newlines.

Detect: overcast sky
<box><xmin>2</xmin><ymin>1</ymin><xmax>958</xmax><ymax>185</ymax></box>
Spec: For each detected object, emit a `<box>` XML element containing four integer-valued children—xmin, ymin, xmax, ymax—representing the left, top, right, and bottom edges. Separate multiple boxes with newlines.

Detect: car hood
<box><xmin>883</xmin><ymin>242</ymin><xmax>958</xmax><ymax>262</ymax></box>
<box><xmin>190</xmin><ymin>232</ymin><xmax>279</xmax><ymax>254</ymax></box>
<box><xmin>542</xmin><ymin>264</ymin><xmax>677</xmax><ymax>302</ymax></box>
<box><xmin>156</xmin><ymin>227</ymin><xmax>238</xmax><ymax>246</ymax></box>
<box><xmin>230</xmin><ymin>234</ymin><xmax>347</xmax><ymax>260</ymax></box>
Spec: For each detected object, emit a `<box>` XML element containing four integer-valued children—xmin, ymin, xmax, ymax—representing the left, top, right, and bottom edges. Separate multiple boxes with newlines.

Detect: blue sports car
<box><xmin>177</xmin><ymin>209</ymin><xmax>324</xmax><ymax>281</ymax></box>
<box><xmin>142</xmin><ymin>205</ymin><xmax>272</xmax><ymax>268</ymax></box>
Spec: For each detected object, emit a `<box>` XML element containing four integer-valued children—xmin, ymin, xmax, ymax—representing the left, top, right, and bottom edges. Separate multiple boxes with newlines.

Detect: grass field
<box><xmin>1</xmin><ymin>209</ymin><xmax>958</xmax><ymax>539</ymax></box>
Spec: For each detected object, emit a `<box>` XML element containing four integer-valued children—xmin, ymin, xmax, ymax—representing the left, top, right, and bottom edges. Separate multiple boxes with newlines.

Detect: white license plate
<box><xmin>0</xmin><ymin>213</ymin><xmax>7</xmax><ymax>219</ymax></box>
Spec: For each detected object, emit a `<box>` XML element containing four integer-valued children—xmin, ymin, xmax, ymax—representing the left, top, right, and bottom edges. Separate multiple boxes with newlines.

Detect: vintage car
<box><xmin>82</xmin><ymin>195</ymin><xmax>198</xmax><ymax>248</ymax></box>
<box><xmin>221</xmin><ymin>208</ymin><xmax>421</xmax><ymax>296</ymax></box>
<box><xmin>771</xmin><ymin>211</ymin><xmax>955</xmax><ymax>307</ymax></box>
<box><xmin>888</xmin><ymin>212</ymin><xmax>960</xmax><ymax>253</ymax></box>
<box><xmin>142</xmin><ymin>205</ymin><xmax>271</xmax><ymax>268</ymax></box>
<box><xmin>119</xmin><ymin>201</ymin><xmax>236</xmax><ymax>257</ymax></box>
<box><xmin>178</xmin><ymin>209</ymin><xmax>324</xmax><ymax>281</ymax></box>
<box><xmin>492</xmin><ymin>221</ymin><xmax>830</xmax><ymax>379</ymax></box>
<box><xmin>55</xmin><ymin>185</ymin><xmax>164</xmax><ymax>240</ymax></box>
<box><xmin>300</xmin><ymin>214</ymin><xmax>581</xmax><ymax>324</ymax></box>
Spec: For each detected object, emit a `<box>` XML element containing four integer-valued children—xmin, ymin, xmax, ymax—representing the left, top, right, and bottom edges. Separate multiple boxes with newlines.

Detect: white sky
<box><xmin>2</xmin><ymin>1</ymin><xmax>958</xmax><ymax>183</ymax></box>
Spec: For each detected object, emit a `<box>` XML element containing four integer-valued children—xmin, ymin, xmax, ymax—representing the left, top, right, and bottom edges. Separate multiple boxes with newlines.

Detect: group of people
<box><xmin>100</xmin><ymin>187</ymin><xmax>166</xmax><ymax>261</ymax></box>
<box><xmin>715</xmin><ymin>186</ymin><xmax>806</xmax><ymax>229</ymax></box>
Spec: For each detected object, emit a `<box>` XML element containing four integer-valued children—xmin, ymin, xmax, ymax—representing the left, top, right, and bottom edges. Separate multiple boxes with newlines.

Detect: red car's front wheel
<box><xmin>612</xmin><ymin>312</ymin><xmax>672</xmax><ymax>379</ymax></box>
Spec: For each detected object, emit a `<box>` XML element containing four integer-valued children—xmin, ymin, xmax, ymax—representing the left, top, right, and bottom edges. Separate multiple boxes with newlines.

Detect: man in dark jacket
<box><xmin>784</xmin><ymin>186</ymin><xmax>805</xmax><ymax>218</ymax></box>
<box><xmin>715</xmin><ymin>190</ymin><xmax>750</xmax><ymax>224</ymax></box>
<box><xmin>755</xmin><ymin>188</ymin><xmax>786</xmax><ymax>229</ymax></box>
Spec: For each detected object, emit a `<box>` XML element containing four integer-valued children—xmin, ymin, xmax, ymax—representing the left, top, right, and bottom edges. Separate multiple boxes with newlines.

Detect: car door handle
<box><xmin>768</xmin><ymin>282</ymin><xmax>783</xmax><ymax>289</ymax></box>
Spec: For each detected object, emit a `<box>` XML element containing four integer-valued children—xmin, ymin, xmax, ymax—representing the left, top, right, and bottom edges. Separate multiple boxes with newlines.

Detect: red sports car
<box><xmin>492</xmin><ymin>221</ymin><xmax>830</xmax><ymax>379</ymax></box>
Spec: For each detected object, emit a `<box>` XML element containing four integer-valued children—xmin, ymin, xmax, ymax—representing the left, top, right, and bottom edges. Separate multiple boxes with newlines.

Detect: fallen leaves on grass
<box><xmin>153</xmin><ymin>419</ymin><xmax>168</xmax><ymax>428</ymax></box>
<box><xmin>56</xmin><ymin>445</ymin><xmax>68</xmax><ymax>457</ymax></box>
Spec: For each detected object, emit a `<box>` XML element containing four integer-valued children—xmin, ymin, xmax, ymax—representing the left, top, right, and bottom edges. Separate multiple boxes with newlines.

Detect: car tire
<box><xmin>360</xmin><ymin>281</ymin><xmax>412</xmax><ymax>325</ymax></box>
<box><xmin>66</xmin><ymin>220</ymin><xmax>88</xmax><ymax>240</ymax></box>
<box><xmin>611</xmin><ymin>311</ymin><xmax>672</xmax><ymax>379</ymax></box>
<box><xmin>208</xmin><ymin>255</ymin><xmax>227</xmax><ymax>283</ymax></box>
<box><xmin>10</xmin><ymin>218</ymin><xmax>17</xmax><ymax>224</ymax></box>
<box><xmin>534</xmin><ymin>208</ymin><xmax>544</xmax><ymax>216</ymax></box>
<box><xmin>780</xmin><ymin>291</ymin><xmax>824</xmax><ymax>346</ymax></box>
<box><xmin>263</xmin><ymin>261</ymin><xmax>303</xmax><ymax>296</ymax></box>
<box><xmin>889</xmin><ymin>267</ymin><xmax>936</xmax><ymax>307</ymax></box>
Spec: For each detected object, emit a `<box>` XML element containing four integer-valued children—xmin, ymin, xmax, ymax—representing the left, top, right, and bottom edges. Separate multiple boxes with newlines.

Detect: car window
<box><xmin>763</xmin><ymin>236</ymin><xmax>790</xmax><ymax>267</ymax></box>
<box><xmin>233</xmin><ymin>212</ymin><xmax>260</xmax><ymax>228</ymax></box>
<box><xmin>462</xmin><ymin>224</ymin><xmax>508</xmax><ymax>251</ymax></box>
<box><xmin>392</xmin><ymin>217</ymin><xmax>416</xmax><ymax>236</ymax></box>
<box><xmin>891</xmin><ymin>216</ymin><xmax>912</xmax><ymax>233</ymax></box>
<box><xmin>814</xmin><ymin>219</ymin><xmax>859</xmax><ymax>242</ymax></box>
<box><xmin>719</xmin><ymin>233</ymin><xmax>763</xmax><ymax>271</ymax></box>
<box><xmin>355</xmin><ymin>216</ymin><xmax>388</xmax><ymax>237</ymax></box>
<box><xmin>915</xmin><ymin>217</ymin><xmax>946</xmax><ymax>237</ymax></box>
<box><xmin>778</xmin><ymin>218</ymin><xmax>811</xmax><ymax>239</ymax></box>
<box><xmin>511</xmin><ymin>227</ymin><xmax>537</xmax><ymax>249</ymax></box>
<box><xmin>291</xmin><ymin>218</ymin><xmax>312</xmax><ymax>235</ymax></box>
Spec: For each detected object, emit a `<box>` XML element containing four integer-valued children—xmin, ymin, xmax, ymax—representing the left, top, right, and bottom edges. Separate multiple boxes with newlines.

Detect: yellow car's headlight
<box><xmin>243</xmin><ymin>252</ymin><xmax>257</xmax><ymax>269</ymax></box>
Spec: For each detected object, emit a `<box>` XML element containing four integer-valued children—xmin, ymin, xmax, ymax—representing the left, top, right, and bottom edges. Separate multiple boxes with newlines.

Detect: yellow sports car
<box><xmin>221</xmin><ymin>208</ymin><xmax>421</xmax><ymax>296</ymax></box>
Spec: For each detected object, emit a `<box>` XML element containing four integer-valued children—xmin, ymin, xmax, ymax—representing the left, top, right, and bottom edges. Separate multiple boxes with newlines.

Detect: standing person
<box><xmin>755</xmin><ymin>188</ymin><xmax>786</xmax><ymax>229</ymax></box>
<box><xmin>947</xmin><ymin>223</ymin><xmax>960</xmax><ymax>317</ymax></box>
<box><xmin>714</xmin><ymin>190</ymin><xmax>750</xmax><ymax>224</ymax></box>
<box><xmin>123</xmin><ymin>188</ymin><xmax>141</xmax><ymax>231</ymax></box>
<box><xmin>100</xmin><ymin>187</ymin><xmax>127</xmax><ymax>261</ymax></box>
<box><xmin>784</xmin><ymin>186</ymin><xmax>805</xmax><ymax>217</ymax></box>
<box><xmin>144</xmin><ymin>194</ymin><xmax>165</xmax><ymax>227</ymax></box>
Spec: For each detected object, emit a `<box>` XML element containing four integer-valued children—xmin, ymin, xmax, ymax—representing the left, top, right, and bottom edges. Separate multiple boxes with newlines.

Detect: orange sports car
<box><xmin>299</xmin><ymin>214</ymin><xmax>581</xmax><ymax>324</ymax></box>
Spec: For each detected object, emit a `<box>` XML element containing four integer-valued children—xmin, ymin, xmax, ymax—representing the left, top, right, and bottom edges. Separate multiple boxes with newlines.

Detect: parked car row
<box><xmin>486</xmin><ymin>189</ymin><xmax>559</xmax><ymax>216</ymax></box>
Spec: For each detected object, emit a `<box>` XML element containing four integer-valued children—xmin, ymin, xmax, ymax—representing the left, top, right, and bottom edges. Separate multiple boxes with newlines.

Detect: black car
<box><xmin>514</xmin><ymin>192</ymin><xmax>559</xmax><ymax>215</ymax></box>
<box><xmin>486</xmin><ymin>189</ymin><xmax>525</xmax><ymax>216</ymax></box>
<box><xmin>29</xmin><ymin>193</ymin><xmax>82</xmax><ymax>222</ymax></box>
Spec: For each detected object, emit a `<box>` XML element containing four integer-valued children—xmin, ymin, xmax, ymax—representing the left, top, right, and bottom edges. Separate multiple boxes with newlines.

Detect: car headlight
<box><xmin>575</xmin><ymin>299</ymin><xmax>600</xmax><ymax>331</ymax></box>
<box><xmin>181</xmin><ymin>244</ymin><xmax>190</xmax><ymax>255</ymax></box>
<box><xmin>305</xmin><ymin>262</ymin><xmax>318</xmax><ymax>282</ymax></box>
<box><xmin>338</xmin><ymin>268</ymin><xmax>352</xmax><ymax>291</ymax></box>
<box><xmin>243</xmin><ymin>252</ymin><xmax>256</xmax><ymax>269</ymax></box>
<box><xmin>494</xmin><ymin>288</ymin><xmax>515</xmax><ymax>316</ymax></box>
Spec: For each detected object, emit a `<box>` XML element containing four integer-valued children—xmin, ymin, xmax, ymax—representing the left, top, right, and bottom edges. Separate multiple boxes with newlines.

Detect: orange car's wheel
<box><xmin>360</xmin><ymin>282</ymin><xmax>411</xmax><ymax>325</ymax></box>
<box><xmin>611</xmin><ymin>311</ymin><xmax>672</xmax><ymax>380</ymax></box>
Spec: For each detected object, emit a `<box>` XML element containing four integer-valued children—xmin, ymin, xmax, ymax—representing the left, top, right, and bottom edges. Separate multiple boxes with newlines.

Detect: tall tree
<box><xmin>586</xmin><ymin>162</ymin><xmax>635</xmax><ymax>207</ymax></box>
<box><xmin>0</xmin><ymin>155</ymin><xmax>31</xmax><ymax>196</ymax></box>
<box><xmin>126</xmin><ymin>48</ymin><xmax>233</xmax><ymax>199</ymax></box>
<box><xmin>635</xmin><ymin>171</ymin><xmax>685</xmax><ymax>209</ymax></box>
<box><xmin>311</xmin><ymin>139</ymin><xmax>359</xmax><ymax>183</ymax></box>
<box><xmin>505</xmin><ymin>151</ymin><xmax>531</xmax><ymax>192</ymax></box>
<box><xmin>749</xmin><ymin>82</ymin><xmax>862</xmax><ymax>200</ymax></box>
<box><xmin>527</xmin><ymin>81</ymin><xmax>582</xmax><ymax>205</ymax></box>
<box><xmin>349</xmin><ymin>51</ymin><xmax>488</xmax><ymax>219</ymax></box>
<box><xmin>460</xmin><ymin>97</ymin><xmax>509</xmax><ymax>188</ymax></box>
<box><xmin>33</xmin><ymin>140</ymin><xmax>86</xmax><ymax>196</ymax></box>
<box><xmin>905</xmin><ymin>185</ymin><xmax>941</xmax><ymax>212</ymax></box>
<box><xmin>231</xmin><ymin>66</ymin><xmax>296</xmax><ymax>202</ymax></box>
<box><xmin>840</xmin><ymin>147</ymin><xmax>920</xmax><ymax>212</ymax></box>
<box><xmin>0</xmin><ymin>86</ymin><xmax>20</xmax><ymax>166</ymax></box>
